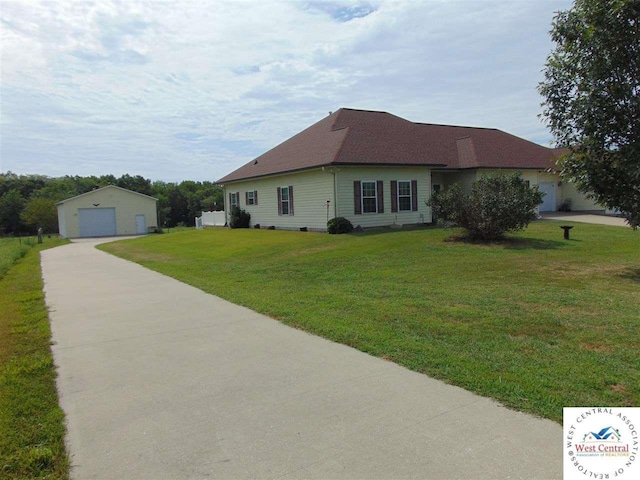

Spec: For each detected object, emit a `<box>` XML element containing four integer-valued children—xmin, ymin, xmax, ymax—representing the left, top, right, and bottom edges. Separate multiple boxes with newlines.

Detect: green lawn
<box><xmin>0</xmin><ymin>236</ymin><xmax>70</xmax><ymax>480</ymax></box>
<box><xmin>100</xmin><ymin>222</ymin><xmax>640</xmax><ymax>423</ymax></box>
<box><xmin>0</xmin><ymin>237</ymin><xmax>35</xmax><ymax>277</ymax></box>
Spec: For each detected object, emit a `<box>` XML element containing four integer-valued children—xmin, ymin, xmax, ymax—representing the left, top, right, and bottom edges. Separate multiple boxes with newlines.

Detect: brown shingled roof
<box><xmin>217</xmin><ymin>108</ymin><xmax>558</xmax><ymax>183</ymax></box>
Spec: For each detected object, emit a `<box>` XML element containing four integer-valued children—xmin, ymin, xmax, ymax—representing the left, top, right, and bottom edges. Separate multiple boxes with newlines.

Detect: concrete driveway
<box><xmin>42</xmin><ymin>239</ymin><xmax>561</xmax><ymax>479</ymax></box>
<box><xmin>540</xmin><ymin>211</ymin><xmax>629</xmax><ymax>227</ymax></box>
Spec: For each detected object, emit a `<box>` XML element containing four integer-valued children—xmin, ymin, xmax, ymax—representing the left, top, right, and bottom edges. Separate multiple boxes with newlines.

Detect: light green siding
<box><xmin>57</xmin><ymin>186</ymin><xmax>158</xmax><ymax>238</ymax></box>
<box><xmin>442</xmin><ymin>171</ymin><xmax>477</xmax><ymax>192</ymax></box>
<box><xmin>439</xmin><ymin>169</ymin><xmax>562</xmax><ymax>211</ymax></box>
<box><xmin>335</xmin><ymin>166</ymin><xmax>432</xmax><ymax>228</ymax></box>
<box><xmin>475</xmin><ymin>169</ymin><xmax>604</xmax><ymax>212</ymax></box>
<box><xmin>224</xmin><ymin>169</ymin><xmax>335</xmax><ymax>230</ymax></box>
<box><xmin>560</xmin><ymin>181</ymin><xmax>602</xmax><ymax>211</ymax></box>
<box><xmin>224</xmin><ymin>166</ymin><xmax>433</xmax><ymax>230</ymax></box>
<box><xmin>456</xmin><ymin>169</ymin><xmax>540</xmax><ymax>190</ymax></box>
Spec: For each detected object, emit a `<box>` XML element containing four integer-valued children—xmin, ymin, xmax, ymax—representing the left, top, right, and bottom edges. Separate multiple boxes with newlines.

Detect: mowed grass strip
<box><xmin>100</xmin><ymin>222</ymin><xmax>640</xmax><ymax>423</ymax></box>
<box><xmin>0</xmin><ymin>237</ymin><xmax>34</xmax><ymax>278</ymax></box>
<box><xmin>0</xmin><ymin>237</ymin><xmax>70</xmax><ymax>480</ymax></box>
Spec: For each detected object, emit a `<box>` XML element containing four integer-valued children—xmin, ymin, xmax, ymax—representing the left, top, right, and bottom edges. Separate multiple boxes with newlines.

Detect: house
<box><xmin>57</xmin><ymin>185</ymin><xmax>158</xmax><ymax>238</ymax></box>
<box><xmin>217</xmin><ymin>108</ymin><xmax>600</xmax><ymax>231</ymax></box>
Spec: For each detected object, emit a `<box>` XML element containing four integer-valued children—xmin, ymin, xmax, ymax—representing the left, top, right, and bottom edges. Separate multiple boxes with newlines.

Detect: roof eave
<box><xmin>55</xmin><ymin>185</ymin><xmax>158</xmax><ymax>204</ymax></box>
<box><xmin>217</xmin><ymin>161</ymin><xmax>448</xmax><ymax>184</ymax></box>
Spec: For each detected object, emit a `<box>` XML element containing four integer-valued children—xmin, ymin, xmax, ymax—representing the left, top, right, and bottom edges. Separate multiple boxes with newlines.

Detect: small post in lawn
<box><xmin>560</xmin><ymin>225</ymin><xmax>573</xmax><ymax>240</ymax></box>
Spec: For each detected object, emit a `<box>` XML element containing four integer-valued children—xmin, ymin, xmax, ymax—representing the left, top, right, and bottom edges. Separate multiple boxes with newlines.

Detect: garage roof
<box><xmin>56</xmin><ymin>185</ymin><xmax>158</xmax><ymax>205</ymax></box>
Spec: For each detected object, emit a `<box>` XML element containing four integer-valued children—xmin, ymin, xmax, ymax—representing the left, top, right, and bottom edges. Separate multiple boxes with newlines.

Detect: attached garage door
<box><xmin>78</xmin><ymin>208</ymin><xmax>117</xmax><ymax>237</ymax></box>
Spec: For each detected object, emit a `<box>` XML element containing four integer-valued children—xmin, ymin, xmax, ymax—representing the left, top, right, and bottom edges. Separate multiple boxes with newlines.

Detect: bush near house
<box><xmin>327</xmin><ymin>217</ymin><xmax>354</xmax><ymax>234</ymax></box>
<box><xmin>428</xmin><ymin>173</ymin><xmax>544</xmax><ymax>241</ymax></box>
<box><xmin>229</xmin><ymin>206</ymin><xmax>251</xmax><ymax>228</ymax></box>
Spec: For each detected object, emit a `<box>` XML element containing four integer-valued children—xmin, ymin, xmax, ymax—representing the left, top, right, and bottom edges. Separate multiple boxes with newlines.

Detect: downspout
<box><xmin>332</xmin><ymin>168</ymin><xmax>338</xmax><ymax>220</ymax></box>
<box><xmin>322</xmin><ymin>166</ymin><xmax>339</xmax><ymax>229</ymax></box>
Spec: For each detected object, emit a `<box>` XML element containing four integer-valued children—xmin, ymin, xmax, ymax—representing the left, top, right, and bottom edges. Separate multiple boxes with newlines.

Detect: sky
<box><xmin>0</xmin><ymin>0</ymin><xmax>573</xmax><ymax>182</ymax></box>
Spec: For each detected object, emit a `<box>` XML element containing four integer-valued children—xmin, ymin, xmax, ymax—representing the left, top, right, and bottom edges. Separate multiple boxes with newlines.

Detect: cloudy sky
<box><xmin>1</xmin><ymin>0</ymin><xmax>572</xmax><ymax>182</ymax></box>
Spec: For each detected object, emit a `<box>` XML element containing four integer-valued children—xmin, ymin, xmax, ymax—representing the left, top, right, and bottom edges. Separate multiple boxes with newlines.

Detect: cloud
<box><xmin>0</xmin><ymin>0</ymin><xmax>572</xmax><ymax>181</ymax></box>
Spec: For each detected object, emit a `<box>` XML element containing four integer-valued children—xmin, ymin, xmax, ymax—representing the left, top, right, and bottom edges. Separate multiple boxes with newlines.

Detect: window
<box><xmin>229</xmin><ymin>191</ymin><xmax>239</xmax><ymax>208</ymax></box>
<box><xmin>281</xmin><ymin>187</ymin><xmax>289</xmax><ymax>215</ymax></box>
<box><xmin>361</xmin><ymin>181</ymin><xmax>377</xmax><ymax>213</ymax></box>
<box><xmin>391</xmin><ymin>180</ymin><xmax>418</xmax><ymax>212</ymax></box>
<box><xmin>398</xmin><ymin>181</ymin><xmax>411</xmax><ymax>211</ymax></box>
<box><xmin>246</xmin><ymin>190</ymin><xmax>258</xmax><ymax>205</ymax></box>
<box><xmin>277</xmin><ymin>186</ymin><xmax>294</xmax><ymax>216</ymax></box>
<box><xmin>354</xmin><ymin>180</ymin><xmax>383</xmax><ymax>215</ymax></box>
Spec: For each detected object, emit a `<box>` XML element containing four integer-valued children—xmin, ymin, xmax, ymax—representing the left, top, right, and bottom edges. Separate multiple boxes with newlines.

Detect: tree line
<box><xmin>0</xmin><ymin>172</ymin><xmax>224</xmax><ymax>235</ymax></box>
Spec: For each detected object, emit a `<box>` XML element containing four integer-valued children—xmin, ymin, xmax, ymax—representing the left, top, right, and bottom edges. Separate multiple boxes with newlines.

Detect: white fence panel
<box><xmin>199</xmin><ymin>211</ymin><xmax>226</xmax><ymax>227</ymax></box>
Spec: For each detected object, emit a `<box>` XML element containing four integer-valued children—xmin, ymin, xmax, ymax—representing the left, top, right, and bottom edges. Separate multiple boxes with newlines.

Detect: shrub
<box><xmin>427</xmin><ymin>173</ymin><xmax>544</xmax><ymax>241</ymax></box>
<box><xmin>327</xmin><ymin>217</ymin><xmax>353</xmax><ymax>234</ymax></box>
<box><xmin>558</xmin><ymin>198</ymin><xmax>572</xmax><ymax>212</ymax></box>
<box><xmin>229</xmin><ymin>206</ymin><xmax>251</xmax><ymax>229</ymax></box>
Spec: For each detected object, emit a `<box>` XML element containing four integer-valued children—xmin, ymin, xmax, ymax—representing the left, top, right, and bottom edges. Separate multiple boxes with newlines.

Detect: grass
<box><xmin>100</xmin><ymin>222</ymin><xmax>640</xmax><ymax>423</ymax></box>
<box><xmin>0</xmin><ymin>237</ymin><xmax>36</xmax><ymax>278</ymax></box>
<box><xmin>0</xmin><ymin>236</ymin><xmax>70</xmax><ymax>480</ymax></box>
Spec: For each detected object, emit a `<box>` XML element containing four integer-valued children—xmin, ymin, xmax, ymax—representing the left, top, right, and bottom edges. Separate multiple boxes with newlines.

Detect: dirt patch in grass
<box><xmin>443</xmin><ymin>234</ymin><xmax>565</xmax><ymax>250</ymax></box>
<box><xmin>608</xmin><ymin>383</ymin><xmax>628</xmax><ymax>394</ymax></box>
<box><xmin>619</xmin><ymin>268</ymin><xmax>640</xmax><ymax>283</ymax></box>
<box><xmin>287</xmin><ymin>245</ymin><xmax>338</xmax><ymax>257</ymax></box>
<box><xmin>580</xmin><ymin>342</ymin><xmax>613</xmax><ymax>353</ymax></box>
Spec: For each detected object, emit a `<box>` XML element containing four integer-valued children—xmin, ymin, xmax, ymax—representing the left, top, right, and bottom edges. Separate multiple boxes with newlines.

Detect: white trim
<box><xmin>397</xmin><ymin>179</ymin><xmax>412</xmax><ymax>212</ymax></box>
<box><xmin>230</xmin><ymin>192</ymin><xmax>239</xmax><ymax>208</ymax></box>
<box><xmin>280</xmin><ymin>186</ymin><xmax>290</xmax><ymax>215</ymax></box>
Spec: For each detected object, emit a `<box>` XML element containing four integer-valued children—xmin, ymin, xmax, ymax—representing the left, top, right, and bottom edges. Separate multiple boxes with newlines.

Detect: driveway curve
<box><xmin>42</xmin><ymin>239</ymin><xmax>561</xmax><ymax>479</ymax></box>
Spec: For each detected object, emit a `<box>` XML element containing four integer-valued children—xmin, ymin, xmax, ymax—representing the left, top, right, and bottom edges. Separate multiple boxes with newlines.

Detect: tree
<box><xmin>428</xmin><ymin>174</ymin><xmax>544</xmax><ymax>241</ymax></box>
<box><xmin>0</xmin><ymin>189</ymin><xmax>26</xmax><ymax>234</ymax></box>
<box><xmin>538</xmin><ymin>0</ymin><xmax>640</xmax><ymax>228</ymax></box>
<box><xmin>21</xmin><ymin>197</ymin><xmax>58</xmax><ymax>233</ymax></box>
<box><xmin>116</xmin><ymin>174</ymin><xmax>152</xmax><ymax>196</ymax></box>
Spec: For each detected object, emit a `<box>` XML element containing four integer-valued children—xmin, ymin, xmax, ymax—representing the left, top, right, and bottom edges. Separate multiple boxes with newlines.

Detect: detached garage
<box><xmin>57</xmin><ymin>185</ymin><xmax>158</xmax><ymax>238</ymax></box>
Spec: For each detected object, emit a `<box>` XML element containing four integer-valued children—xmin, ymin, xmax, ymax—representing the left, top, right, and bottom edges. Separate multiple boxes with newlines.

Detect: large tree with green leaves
<box><xmin>0</xmin><ymin>189</ymin><xmax>25</xmax><ymax>234</ymax></box>
<box><xmin>20</xmin><ymin>197</ymin><xmax>58</xmax><ymax>233</ymax></box>
<box><xmin>538</xmin><ymin>0</ymin><xmax>640</xmax><ymax>227</ymax></box>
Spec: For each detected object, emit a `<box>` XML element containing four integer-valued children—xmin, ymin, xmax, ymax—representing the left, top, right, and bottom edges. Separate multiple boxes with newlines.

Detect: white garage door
<box><xmin>78</xmin><ymin>208</ymin><xmax>117</xmax><ymax>237</ymax></box>
<box><xmin>538</xmin><ymin>183</ymin><xmax>556</xmax><ymax>212</ymax></box>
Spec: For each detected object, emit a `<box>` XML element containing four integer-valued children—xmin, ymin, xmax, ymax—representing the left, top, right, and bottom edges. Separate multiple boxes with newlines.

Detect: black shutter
<box><xmin>254</xmin><ymin>191</ymin><xmax>258</xmax><ymax>205</ymax></box>
<box><xmin>277</xmin><ymin>187</ymin><xmax>282</xmax><ymax>215</ymax></box>
<box><xmin>245</xmin><ymin>192</ymin><xmax>249</xmax><ymax>204</ymax></box>
<box><xmin>229</xmin><ymin>192</ymin><xmax>233</xmax><ymax>207</ymax></box>
<box><xmin>411</xmin><ymin>180</ymin><xmax>418</xmax><ymax>211</ymax></box>
<box><xmin>377</xmin><ymin>180</ymin><xmax>384</xmax><ymax>213</ymax></box>
<box><xmin>354</xmin><ymin>181</ymin><xmax>361</xmax><ymax>215</ymax></box>
<box><xmin>288</xmin><ymin>186</ymin><xmax>294</xmax><ymax>215</ymax></box>
<box><xmin>391</xmin><ymin>180</ymin><xmax>398</xmax><ymax>213</ymax></box>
